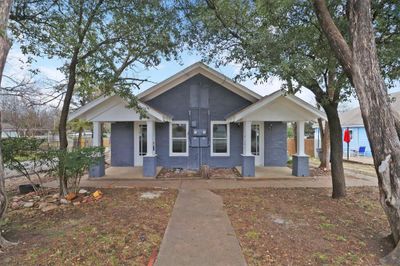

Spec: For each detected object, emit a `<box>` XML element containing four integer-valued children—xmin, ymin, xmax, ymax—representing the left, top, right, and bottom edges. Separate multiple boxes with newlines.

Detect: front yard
<box><xmin>0</xmin><ymin>188</ymin><xmax>177</xmax><ymax>265</ymax></box>
<box><xmin>215</xmin><ymin>187</ymin><xmax>393</xmax><ymax>265</ymax></box>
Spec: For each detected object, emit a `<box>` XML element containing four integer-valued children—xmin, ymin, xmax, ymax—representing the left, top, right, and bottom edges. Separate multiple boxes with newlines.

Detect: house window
<box><xmin>211</xmin><ymin>121</ymin><xmax>230</xmax><ymax>156</ymax></box>
<box><xmin>170</xmin><ymin>121</ymin><xmax>188</xmax><ymax>156</ymax></box>
<box><xmin>251</xmin><ymin>124</ymin><xmax>260</xmax><ymax>156</ymax></box>
<box><xmin>139</xmin><ymin>124</ymin><xmax>147</xmax><ymax>156</ymax></box>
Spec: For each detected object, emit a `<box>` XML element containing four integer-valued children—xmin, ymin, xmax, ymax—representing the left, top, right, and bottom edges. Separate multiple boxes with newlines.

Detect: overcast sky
<box><xmin>5</xmin><ymin>44</ymin><xmax>399</xmax><ymax>111</ymax></box>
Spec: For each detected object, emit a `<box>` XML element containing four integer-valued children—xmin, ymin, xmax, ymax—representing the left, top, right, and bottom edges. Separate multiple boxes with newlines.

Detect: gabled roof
<box><xmin>68</xmin><ymin>62</ymin><xmax>263</xmax><ymax>122</ymax></box>
<box><xmin>137</xmin><ymin>62</ymin><xmax>261</xmax><ymax>102</ymax></box>
<box><xmin>68</xmin><ymin>95</ymin><xmax>172</xmax><ymax>122</ymax></box>
<box><xmin>226</xmin><ymin>90</ymin><xmax>327</xmax><ymax>122</ymax></box>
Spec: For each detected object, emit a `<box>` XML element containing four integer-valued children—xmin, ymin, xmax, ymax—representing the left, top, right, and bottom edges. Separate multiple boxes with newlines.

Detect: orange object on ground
<box><xmin>92</xmin><ymin>190</ymin><xmax>103</xmax><ymax>200</ymax></box>
<box><xmin>65</xmin><ymin>192</ymin><xmax>77</xmax><ymax>201</ymax></box>
<box><xmin>147</xmin><ymin>249</ymin><xmax>158</xmax><ymax>266</ymax></box>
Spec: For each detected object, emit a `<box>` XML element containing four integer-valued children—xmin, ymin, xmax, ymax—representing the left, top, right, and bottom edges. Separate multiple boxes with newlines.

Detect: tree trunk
<box><xmin>318</xmin><ymin>119</ymin><xmax>330</xmax><ymax>170</ymax></box>
<box><xmin>77</xmin><ymin>127</ymin><xmax>83</xmax><ymax>148</ymax></box>
<box><xmin>324</xmin><ymin>104</ymin><xmax>346</xmax><ymax>198</ymax></box>
<box><xmin>59</xmin><ymin>54</ymin><xmax>78</xmax><ymax>151</ymax></box>
<box><xmin>0</xmin><ymin>0</ymin><xmax>17</xmax><ymax>249</ymax></box>
<box><xmin>314</xmin><ymin>0</ymin><xmax>400</xmax><ymax>262</ymax></box>
<box><xmin>58</xmin><ymin>52</ymin><xmax>79</xmax><ymax>196</ymax></box>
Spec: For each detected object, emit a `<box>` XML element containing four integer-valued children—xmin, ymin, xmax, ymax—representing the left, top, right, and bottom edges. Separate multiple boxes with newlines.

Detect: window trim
<box><xmin>211</xmin><ymin>121</ymin><xmax>230</xmax><ymax>157</ymax></box>
<box><xmin>169</xmin><ymin>121</ymin><xmax>189</xmax><ymax>157</ymax></box>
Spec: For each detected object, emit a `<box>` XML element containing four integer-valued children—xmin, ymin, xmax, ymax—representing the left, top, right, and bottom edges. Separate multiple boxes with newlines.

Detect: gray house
<box><xmin>69</xmin><ymin>62</ymin><xmax>325</xmax><ymax>178</ymax></box>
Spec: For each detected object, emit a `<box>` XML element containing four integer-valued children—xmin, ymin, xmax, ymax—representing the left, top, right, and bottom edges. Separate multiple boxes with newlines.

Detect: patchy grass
<box><xmin>0</xmin><ymin>188</ymin><xmax>177</xmax><ymax>266</ymax></box>
<box><xmin>215</xmin><ymin>187</ymin><xmax>393</xmax><ymax>266</ymax></box>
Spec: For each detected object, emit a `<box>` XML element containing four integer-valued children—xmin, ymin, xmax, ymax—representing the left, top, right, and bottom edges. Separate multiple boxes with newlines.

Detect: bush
<box><xmin>2</xmin><ymin>137</ymin><xmax>49</xmax><ymax>193</ymax></box>
<box><xmin>1</xmin><ymin>137</ymin><xmax>104</xmax><ymax>195</ymax></box>
<box><xmin>54</xmin><ymin>147</ymin><xmax>104</xmax><ymax>194</ymax></box>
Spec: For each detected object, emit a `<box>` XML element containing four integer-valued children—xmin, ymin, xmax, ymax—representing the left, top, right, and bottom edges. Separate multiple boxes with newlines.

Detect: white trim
<box><xmin>211</xmin><ymin>121</ymin><xmax>230</xmax><ymax>157</ymax></box>
<box><xmin>138</xmin><ymin>62</ymin><xmax>261</xmax><ymax>103</ymax></box>
<box><xmin>226</xmin><ymin>90</ymin><xmax>327</xmax><ymax>122</ymax></box>
<box><xmin>68</xmin><ymin>95</ymin><xmax>111</xmax><ymax>121</ymax></box>
<box><xmin>169</xmin><ymin>121</ymin><xmax>189</xmax><ymax>157</ymax></box>
<box><xmin>134</xmin><ymin>122</ymin><xmax>146</xmax><ymax>166</ymax></box>
<box><xmin>68</xmin><ymin>95</ymin><xmax>172</xmax><ymax>122</ymax></box>
<box><xmin>251</xmin><ymin>122</ymin><xmax>264</xmax><ymax>166</ymax></box>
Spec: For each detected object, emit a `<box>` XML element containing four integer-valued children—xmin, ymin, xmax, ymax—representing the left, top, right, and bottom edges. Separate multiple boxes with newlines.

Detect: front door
<box><xmin>134</xmin><ymin>122</ymin><xmax>147</xmax><ymax>166</ymax></box>
<box><xmin>251</xmin><ymin>122</ymin><xmax>264</xmax><ymax>166</ymax></box>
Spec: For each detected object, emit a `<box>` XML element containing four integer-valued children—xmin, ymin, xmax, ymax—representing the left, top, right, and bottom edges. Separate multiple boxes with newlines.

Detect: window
<box><xmin>139</xmin><ymin>124</ymin><xmax>147</xmax><ymax>156</ymax></box>
<box><xmin>251</xmin><ymin>124</ymin><xmax>260</xmax><ymax>156</ymax></box>
<box><xmin>211</xmin><ymin>121</ymin><xmax>230</xmax><ymax>156</ymax></box>
<box><xmin>170</xmin><ymin>121</ymin><xmax>188</xmax><ymax>156</ymax></box>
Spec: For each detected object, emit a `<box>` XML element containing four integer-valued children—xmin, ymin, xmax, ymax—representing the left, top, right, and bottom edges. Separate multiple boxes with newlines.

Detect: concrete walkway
<box><xmin>44</xmin><ymin>173</ymin><xmax>377</xmax><ymax>190</ymax></box>
<box><xmin>155</xmin><ymin>189</ymin><xmax>247</xmax><ymax>266</ymax></box>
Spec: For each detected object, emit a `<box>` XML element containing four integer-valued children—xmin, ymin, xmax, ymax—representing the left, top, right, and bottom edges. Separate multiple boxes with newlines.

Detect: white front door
<box><xmin>134</xmin><ymin>122</ymin><xmax>147</xmax><ymax>166</ymax></box>
<box><xmin>251</xmin><ymin>122</ymin><xmax>264</xmax><ymax>166</ymax></box>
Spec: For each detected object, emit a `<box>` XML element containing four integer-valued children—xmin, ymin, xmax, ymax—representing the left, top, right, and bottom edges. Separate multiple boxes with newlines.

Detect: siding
<box><xmin>264</xmin><ymin>122</ymin><xmax>288</xmax><ymax>166</ymax></box>
<box><xmin>146</xmin><ymin>74</ymin><xmax>252</xmax><ymax>170</ymax></box>
<box><xmin>314</xmin><ymin>126</ymin><xmax>373</xmax><ymax>157</ymax></box>
<box><xmin>110</xmin><ymin>122</ymin><xmax>134</xmax><ymax>166</ymax></box>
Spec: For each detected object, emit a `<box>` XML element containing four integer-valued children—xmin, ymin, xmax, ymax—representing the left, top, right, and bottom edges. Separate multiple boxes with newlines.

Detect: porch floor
<box><xmin>90</xmin><ymin>166</ymin><xmax>162</xmax><ymax>180</ymax></box>
<box><xmin>235</xmin><ymin>166</ymin><xmax>295</xmax><ymax>179</ymax></box>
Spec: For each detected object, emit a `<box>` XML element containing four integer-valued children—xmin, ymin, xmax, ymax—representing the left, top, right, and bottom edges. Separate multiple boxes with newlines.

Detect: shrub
<box><xmin>52</xmin><ymin>147</ymin><xmax>104</xmax><ymax>194</ymax></box>
<box><xmin>2</xmin><ymin>137</ymin><xmax>49</xmax><ymax>193</ymax></box>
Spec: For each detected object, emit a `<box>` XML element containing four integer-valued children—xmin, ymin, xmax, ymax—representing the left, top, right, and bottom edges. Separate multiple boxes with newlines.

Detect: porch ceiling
<box><xmin>226</xmin><ymin>90</ymin><xmax>327</xmax><ymax>122</ymax></box>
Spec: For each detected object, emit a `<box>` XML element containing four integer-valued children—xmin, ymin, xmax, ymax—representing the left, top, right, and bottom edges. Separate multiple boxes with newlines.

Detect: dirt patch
<box><xmin>157</xmin><ymin>168</ymin><xmax>200</xmax><ymax>179</ymax></box>
<box><xmin>208</xmin><ymin>167</ymin><xmax>241</xmax><ymax>179</ymax></box>
<box><xmin>157</xmin><ymin>167</ymin><xmax>241</xmax><ymax>179</ymax></box>
<box><xmin>0</xmin><ymin>188</ymin><xmax>177</xmax><ymax>266</ymax></box>
<box><xmin>310</xmin><ymin>166</ymin><xmax>331</xmax><ymax>177</ymax></box>
<box><xmin>5</xmin><ymin>174</ymin><xmax>56</xmax><ymax>194</ymax></box>
<box><xmin>214</xmin><ymin>187</ymin><xmax>392</xmax><ymax>265</ymax></box>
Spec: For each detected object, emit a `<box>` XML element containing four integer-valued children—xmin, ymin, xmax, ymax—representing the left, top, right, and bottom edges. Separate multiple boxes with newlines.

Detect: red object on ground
<box><xmin>147</xmin><ymin>248</ymin><xmax>158</xmax><ymax>266</ymax></box>
<box><xmin>344</xmin><ymin>129</ymin><xmax>351</xmax><ymax>143</ymax></box>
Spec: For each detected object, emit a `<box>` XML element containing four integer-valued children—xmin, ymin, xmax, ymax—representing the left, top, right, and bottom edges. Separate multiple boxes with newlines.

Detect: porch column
<box><xmin>143</xmin><ymin>120</ymin><xmax>157</xmax><ymax>178</ymax></box>
<box><xmin>292</xmin><ymin>121</ymin><xmax>309</xmax><ymax>177</ymax></box>
<box><xmin>241</xmin><ymin>121</ymin><xmax>255</xmax><ymax>177</ymax></box>
<box><xmin>89</xmin><ymin>121</ymin><xmax>105</xmax><ymax>178</ymax></box>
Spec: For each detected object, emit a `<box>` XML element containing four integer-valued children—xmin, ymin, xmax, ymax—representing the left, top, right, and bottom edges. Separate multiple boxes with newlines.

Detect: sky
<box><xmin>5</xmin><ymin>44</ymin><xmax>399</xmax><ymax>111</ymax></box>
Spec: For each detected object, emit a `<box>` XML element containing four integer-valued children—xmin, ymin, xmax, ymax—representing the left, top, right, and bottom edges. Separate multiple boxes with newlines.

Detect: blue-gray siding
<box><xmin>147</xmin><ymin>74</ymin><xmax>252</xmax><ymax>170</ymax></box>
<box><xmin>264</xmin><ymin>122</ymin><xmax>288</xmax><ymax>166</ymax></box>
<box><xmin>111</xmin><ymin>122</ymin><xmax>134</xmax><ymax>166</ymax></box>
<box><xmin>314</xmin><ymin>126</ymin><xmax>372</xmax><ymax>157</ymax></box>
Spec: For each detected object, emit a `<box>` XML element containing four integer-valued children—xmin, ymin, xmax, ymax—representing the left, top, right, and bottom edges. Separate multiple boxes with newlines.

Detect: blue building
<box><xmin>314</xmin><ymin>91</ymin><xmax>400</xmax><ymax>158</ymax></box>
<box><xmin>69</xmin><ymin>62</ymin><xmax>325</xmax><ymax>178</ymax></box>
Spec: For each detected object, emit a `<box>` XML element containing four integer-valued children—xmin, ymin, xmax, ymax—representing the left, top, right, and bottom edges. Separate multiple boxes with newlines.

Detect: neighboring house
<box><xmin>314</xmin><ymin>91</ymin><xmax>400</xmax><ymax>158</ymax></box>
<box><xmin>69</xmin><ymin>62</ymin><xmax>325</xmax><ymax>178</ymax></box>
<box><xmin>1</xmin><ymin>122</ymin><xmax>19</xmax><ymax>138</ymax></box>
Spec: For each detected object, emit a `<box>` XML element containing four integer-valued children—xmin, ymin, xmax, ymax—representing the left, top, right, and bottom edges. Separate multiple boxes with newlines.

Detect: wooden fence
<box><xmin>287</xmin><ymin>138</ymin><xmax>314</xmax><ymax>157</ymax></box>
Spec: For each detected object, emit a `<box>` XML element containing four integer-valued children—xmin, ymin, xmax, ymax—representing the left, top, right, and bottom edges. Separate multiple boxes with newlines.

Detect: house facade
<box><xmin>69</xmin><ymin>62</ymin><xmax>326</xmax><ymax>178</ymax></box>
<box><xmin>314</xmin><ymin>91</ymin><xmax>400</xmax><ymax>158</ymax></box>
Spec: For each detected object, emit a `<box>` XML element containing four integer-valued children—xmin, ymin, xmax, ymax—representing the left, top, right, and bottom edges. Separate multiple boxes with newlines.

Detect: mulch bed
<box><xmin>157</xmin><ymin>168</ymin><xmax>200</xmax><ymax>179</ymax></box>
<box><xmin>157</xmin><ymin>167</ymin><xmax>241</xmax><ymax>179</ymax></box>
<box><xmin>214</xmin><ymin>187</ymin><xmax>393</xmax><ymax>265</ymax></box>
<box><xmin>0</xmin><ymin>188</ymin><xmax>177</xmax><ymax>266</ymax></box>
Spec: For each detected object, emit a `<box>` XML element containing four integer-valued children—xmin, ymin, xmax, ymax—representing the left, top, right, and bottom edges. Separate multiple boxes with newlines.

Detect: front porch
<box><xmin>92</xmin><ymin>166</ymin><xmax>294</xmax><ymax>180</ymax></box>
<box><xmin>88</xmin><ymin>166</ymin><xmax>163</xmax><ymax>180</ymax></box>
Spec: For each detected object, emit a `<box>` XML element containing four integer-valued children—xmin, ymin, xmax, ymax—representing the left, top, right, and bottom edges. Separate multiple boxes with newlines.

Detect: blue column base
<box><xmin>292</xmin><ymin>155</ymin><xmax>309</xmax><ymax>177</ymax></box>
<box><xmin>89</xmin><ymin>156</ymin><xmax>105</xmax><ymax>178</ymax></box>
<box><xmin>143</xmin><ymin>155</ymin><xmax>157</xmax><ymax>178</ymax></box>
<box><xmin>241</xmin><ymin>155</ymin><xmax>255</xmax><ymax>177</ymax></box>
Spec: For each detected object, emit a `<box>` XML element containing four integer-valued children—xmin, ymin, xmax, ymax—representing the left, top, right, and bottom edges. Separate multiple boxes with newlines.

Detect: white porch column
<box><xmin>296</xmin><ymin>121</ymin><xmax>305</xmax><ymax>156</ymax></box>
<box><xmin>146</xmin><ymin>120</ymin><xmax>155</xmax><ymax>156</ymax></box>
<box><xmin>243</xmin><ymin>121</ymin><xmax>252</xmax><ymax>156</ymax></box>
<box><xmin>92</xmin><ymin>121</ymin><xmax>102</xmax><ymax>147</ymax></box>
